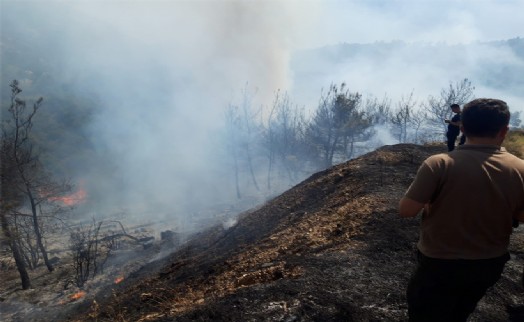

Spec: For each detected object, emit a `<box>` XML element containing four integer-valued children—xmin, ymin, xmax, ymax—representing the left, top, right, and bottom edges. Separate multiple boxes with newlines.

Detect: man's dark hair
<box><xmin>450</xmin><ymin>103</ymin><xmax>460</xmax><ymax>109</ymax></box>
<box><xmin>461</xmin><ymin>98</ymin><xmax>510</xmax><ymax>138</ymax></box>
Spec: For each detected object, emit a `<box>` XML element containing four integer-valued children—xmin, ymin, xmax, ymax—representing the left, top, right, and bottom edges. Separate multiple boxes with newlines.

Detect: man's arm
<box><xmin>399</xmin><ymin>197</ymin><xmax>425</xmax><ymax>218</ymax></box>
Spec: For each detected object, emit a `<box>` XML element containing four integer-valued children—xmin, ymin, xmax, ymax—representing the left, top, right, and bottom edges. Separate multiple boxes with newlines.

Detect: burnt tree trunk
<box><xmin>233</xmin><ymin>149</ymin><xmax>241</xmax><ymax>199</ymax></box>
<box><xmin>1</xmin><ymin>213</ymin><xmax>31</xmax><ymax>289</ymax></box>
<box><xmin>26</xmin><ymin>187</ymin><xmax>53</xmax><ymax>272</ymax></box>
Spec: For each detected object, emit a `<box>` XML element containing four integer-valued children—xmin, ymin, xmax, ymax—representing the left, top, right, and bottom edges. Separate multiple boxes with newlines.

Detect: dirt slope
<box><xmin>65</xmin><ymin>143</ymin><xmax>524</xmax><ymax>322</ymax></box>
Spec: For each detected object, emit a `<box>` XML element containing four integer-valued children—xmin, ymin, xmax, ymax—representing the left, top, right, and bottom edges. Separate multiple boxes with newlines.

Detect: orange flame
<box><xmin>70</xmin><ymin>291</ymin><xmax>86</xmax><ymax>301</ymax></box>
<box><xmin>114</xmin><ymin>276</ymin><xmax>124</xmax><ymax>284</ymax></box>
<box><xmin>51</xmin><ymin>187</ymin><xmax>87</xmax><ymax>206</ymax></box>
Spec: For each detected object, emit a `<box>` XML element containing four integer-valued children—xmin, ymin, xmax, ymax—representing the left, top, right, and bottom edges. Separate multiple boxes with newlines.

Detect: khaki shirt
<box><xmin>405</xmin><ymin>145</ymin><xmax>524</xmax><ymax>259</ymax></box>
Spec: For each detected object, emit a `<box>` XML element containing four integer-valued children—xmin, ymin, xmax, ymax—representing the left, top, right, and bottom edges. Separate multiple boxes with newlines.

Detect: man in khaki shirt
<box><xmin>399</xmin><ymin>98</ymin><xmax>524</xmax><ymax>322</ymax></box>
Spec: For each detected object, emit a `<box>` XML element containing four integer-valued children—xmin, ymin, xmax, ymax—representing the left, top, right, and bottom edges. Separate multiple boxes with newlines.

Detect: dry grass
<box><xmin>505</xmin><ymin>129</ymin><xmax>524</xmax><ymax>158</ymax></box>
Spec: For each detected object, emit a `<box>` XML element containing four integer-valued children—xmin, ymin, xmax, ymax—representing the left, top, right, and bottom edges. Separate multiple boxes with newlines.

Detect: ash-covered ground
<box><xmin>2</xmin><ymin>144</ymin><xmax>524</xmax><ymax>322</ymax></box>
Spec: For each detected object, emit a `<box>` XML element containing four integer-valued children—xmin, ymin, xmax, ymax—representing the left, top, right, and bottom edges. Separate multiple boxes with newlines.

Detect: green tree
<box><xmin>306</xmin><ymin>83</ymin><xmax>372</xmax><ymax>168</ymax></box>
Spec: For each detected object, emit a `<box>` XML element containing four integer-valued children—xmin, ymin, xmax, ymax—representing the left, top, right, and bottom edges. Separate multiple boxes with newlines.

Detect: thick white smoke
<box><xmin>20</xmin><ymin>1</ymin><xmax>319</xmax><ymax>228</ymax></box>
<box><xmin>2</xmin><ymin>0</ymin><xmax>523</xmax><ymax>232</ymax></box>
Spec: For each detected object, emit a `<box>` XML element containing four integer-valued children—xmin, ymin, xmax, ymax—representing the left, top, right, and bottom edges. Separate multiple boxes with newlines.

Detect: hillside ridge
<box><xmin>64</xmin><ymin>143</ymin><xmax>524</xmax><ymax>322</ymax></box>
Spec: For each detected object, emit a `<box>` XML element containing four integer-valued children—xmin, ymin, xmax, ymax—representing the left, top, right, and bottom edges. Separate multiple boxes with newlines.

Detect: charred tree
<box><xmin>391</xmin><ymin>91</ymin><xmax>416</xmax><ymax>144</ymax></box>
<box><xmin>1</xmin><ymin>80</ymin><xmax>71</xmax><ymax>275</ymax></box>
<box><xmin>424</xmin><ymin>78</ymin><xmax>475</xmax><ymax>139</ymax></box>
<box><xmin>224</xmin><ymin>104</ymin><xmax>242</xmax><ymax>199</ymax></box>
<box><xmin>6</xmin><ymin>80</ymin><xmax>55</xmax><ymax>271</ymax></box>
<box><xmin>265</xmin><ymin>91</ymin><xmax>307</xmax><ymax>187</ymax></box>
<box><xmin>1</xmin><ymin>123</ymin><xmax>31</xmax><ymax>288</ymax></box>
<box><xmin>239</xmin><ymin>85</ymin><xmax>261</xmax><ymax>192</ymax></box>
<box><xmin>69</xmin><ymin>219</ymin><xmax>104</xmax><ymax>287</ymax></box>
<box><xmin>0</xmin><ymin>208</ymin><xmax>31</xmax><ymax>289</ymax></box>
<box><xmin>69</xmin><ymin>219</ymin><xmax>141</xmax><ymax>287</ymax></box>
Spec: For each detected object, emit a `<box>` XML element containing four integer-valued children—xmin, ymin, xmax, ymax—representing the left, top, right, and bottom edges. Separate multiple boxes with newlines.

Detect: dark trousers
<box><xmin>459</xmin><ymin>134</ymin><xmax>466</xmax><ymax>146</ymax></box>
<box><xmin>407</xmin><ymin>251</ymin><xmax>509</xmax><ymax>322</ymax></box>
<box><xmin>447</xmin><ymin>133</ymin><xmax>459</xmax><ymax>151</ymax></box>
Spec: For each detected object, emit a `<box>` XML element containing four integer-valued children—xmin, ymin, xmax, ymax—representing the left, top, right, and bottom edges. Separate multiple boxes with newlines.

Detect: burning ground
<box><xmin>3</xmin><ymin>143</ymin><xmax>524</xmax><ymax>321</ymax></box>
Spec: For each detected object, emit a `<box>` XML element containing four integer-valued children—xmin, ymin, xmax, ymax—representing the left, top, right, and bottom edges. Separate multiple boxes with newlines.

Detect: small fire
<box><xmin>114</xmin><ymin>276</ymin><xmax>124</xmax><ymax>284</ymax></box>
<box><xmin>51</xmin><ymin>187</ymin><xmax>87</xmax><ymax>206</ymax></box>
<box><xmin>70</xmin><ymin>291</ymin><xmax>86</xmax><ymax>301</ymax></box>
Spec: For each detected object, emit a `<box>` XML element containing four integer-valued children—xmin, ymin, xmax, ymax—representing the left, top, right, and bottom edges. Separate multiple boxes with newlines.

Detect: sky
<box><xmin>317</xmin><ymin>0</ymin><xmax>523</xmax><ymax>45</ymax></box>
<box><xmin>1</xmin><ymin>0</ymin><xmax>523</xmax><ymax>230</ymax></box>
<box><xmin>3</xmin><ymin>0</ymin><xmax>523</xmax><ymax>110</ymax></box>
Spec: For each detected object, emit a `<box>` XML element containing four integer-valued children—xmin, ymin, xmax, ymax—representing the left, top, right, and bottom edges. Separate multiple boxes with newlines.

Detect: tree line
<box><xmin>221</xmin><ymin>78</ymin><xmax>522</xmax><ymax>198</ymax></box>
